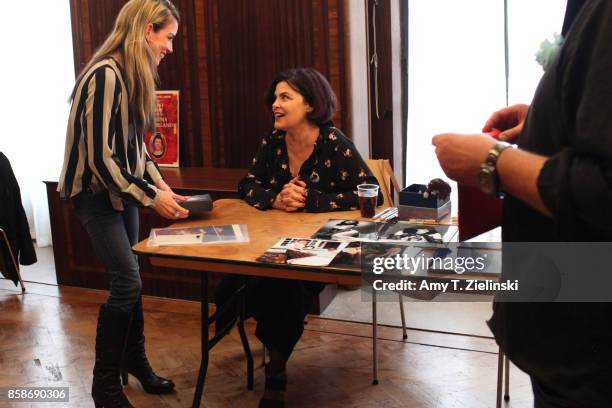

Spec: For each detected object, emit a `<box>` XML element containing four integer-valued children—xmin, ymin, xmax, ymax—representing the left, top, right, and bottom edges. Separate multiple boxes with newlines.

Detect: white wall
<box><xmin>1</xmin><ymin>1</ymin><xmax>75</xmax><ymax>246</ymax></box>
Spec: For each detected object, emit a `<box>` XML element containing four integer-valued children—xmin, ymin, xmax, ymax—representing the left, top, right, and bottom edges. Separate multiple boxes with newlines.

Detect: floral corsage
<box><xmin>535</xmin><ymin>33</ymin><xmax>564</xmax><ymax>72</ymax></box>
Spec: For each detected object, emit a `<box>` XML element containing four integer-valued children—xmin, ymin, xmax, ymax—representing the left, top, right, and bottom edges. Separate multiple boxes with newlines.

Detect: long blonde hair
<box><xmin>71</xmin><ymin>0</ymin><xmax>179</xmax><ymax>132</ymax></box>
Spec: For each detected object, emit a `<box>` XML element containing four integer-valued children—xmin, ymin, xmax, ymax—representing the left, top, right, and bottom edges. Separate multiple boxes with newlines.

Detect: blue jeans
<box><xmin>73</xmin><ymin>191</ymin><xmax>142</xmax><ymax>313</ymax></box>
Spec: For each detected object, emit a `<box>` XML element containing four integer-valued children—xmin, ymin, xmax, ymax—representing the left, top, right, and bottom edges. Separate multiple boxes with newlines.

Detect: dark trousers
<box><xmin>532</xmin><ymin>378</ymin><xmax>557</xmax><ymax>408</ymax></box>
<box><xmin>73</xmin><ymin>191</ymin><xmax>142</xmax><ymax>313</ymax></box>
<box><xmin>215</xmin><ymin>275</ymin><xmax>325</xmax><ymax>361</ymax></box>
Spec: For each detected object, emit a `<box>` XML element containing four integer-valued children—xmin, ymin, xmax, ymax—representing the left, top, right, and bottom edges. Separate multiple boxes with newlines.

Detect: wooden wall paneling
<box><xmin>341</xmin><ymin>0</ymin><xmax>356</xmax><ymax>142</ymax></box>
<box><xmin>88</xmin><ymin>0</ymin><xmax>124</xmax><ymax>65</ymax></box>
<box><xmin>161</xmin><ymin>0</ymin><xmax>205</xmax><ymax>167</ymax></box>
<box><xmin>69</xmin><ymin>0</ymin><xmax>350</xmax><ymax>169</ymax></box>
<box><xmin>207</xmin><ymin>0</ymin><xmax>349</xmax><ymax>168</ymax></box>
<box><xmin>193</xmin><ymin>1</ymin><xmax>213</xmax><ymax>167</ymax></box>
<box><xmin>330</xmin><ymin>0</ymin><xmax>348</xmax><ymax>133</ymax></box>
<box><xmin>157</xmin><ymin>0</ymin><xmax>182</xmax><ymax>152</ymax></box>
<box><xmin>215</xmin><ymin>0</ymin><xmax>248</xmax><ymax>168</ymax></box>
<box><xmin>69</xmin><ymin>0</ymin><xmax>87</xmax><ymax>76</ymax></box>
<box><xmin>367</xmin><ymin>0</ymin><xmax>394</xmax><ymax>163</ymax></box>
<box><xmin>215</xmin><ymin>0</ymin><xmax>261</xmax><ymax>169</ymax></box>
<box><xmin>207</xmin><ymin>0</ymin><xmax>225</xmax><ymax>167</ymax></box>
<box><xmin>315</xmin><ymin>0</ymin><xmax>329</xmax><ymax>98</ymax></box>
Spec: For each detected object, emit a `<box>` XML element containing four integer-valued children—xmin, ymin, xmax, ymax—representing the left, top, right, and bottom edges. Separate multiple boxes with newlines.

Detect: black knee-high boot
<box><xmin>121</xmin><ymin>297</ymin><xmax>175</xmax><ymax>394</ymax></box>
<box><xmin>92</xmin><ymin>304</ymin><xmax>134</xmax><ymax>408</ymax></box>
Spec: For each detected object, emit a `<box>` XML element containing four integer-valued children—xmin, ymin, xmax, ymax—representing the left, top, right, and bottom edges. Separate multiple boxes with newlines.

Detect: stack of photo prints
<box><xmin>256</xmin><ymin>219</ymin><xmax>499</xmax><ymax>275</ymax></box>
<box><xmin>257</xmin><ymin>219</ymin><xmax>455</xmax><ymax>270</ymax></box>
<box><xmin>148</xmin><ymin>224</ymin><xmax>248</xmax><ymax>246</ymax></box>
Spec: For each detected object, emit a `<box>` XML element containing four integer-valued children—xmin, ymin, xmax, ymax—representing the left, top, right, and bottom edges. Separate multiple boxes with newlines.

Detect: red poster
<box><xmin>144</xmin><ymin>90</ymin><xmax>179</xmax><ymax>167</ymax></box>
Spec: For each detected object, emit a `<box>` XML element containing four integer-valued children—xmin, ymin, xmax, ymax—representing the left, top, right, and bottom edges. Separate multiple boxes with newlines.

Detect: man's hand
<box><xmin>482</xmin><ymin>103</ymin><xmax>529</xmax><ymax>142</ymax></box>
<box><xmin>432</xmin><ymin>133</ymin><xmax>497</xmax><ymax>187</ymax></box>
<box><xmin>273</xmin><ymin>177</ymin><xmax>307</xmax><ymax>212</ymax></box>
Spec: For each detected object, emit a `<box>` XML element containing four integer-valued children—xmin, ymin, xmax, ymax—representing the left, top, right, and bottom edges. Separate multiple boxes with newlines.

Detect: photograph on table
<box><xmin>256</xmin><ymin>237</ymin><xmax>348</xmax><ymax>267</ymax></box>
<box><xmin>313</xmin><ymin>219</ymin><xmax>457</xmax><ymax>243</ymax></box>
<box><xmin>148</xmin><ymin>224</ymin><xmax>248</xmax><ymax>246</ymax></box>
<box><xmin>313</xmin><ymin>219</ymin><xmax>378</xmax><ymax>241</ymax></box>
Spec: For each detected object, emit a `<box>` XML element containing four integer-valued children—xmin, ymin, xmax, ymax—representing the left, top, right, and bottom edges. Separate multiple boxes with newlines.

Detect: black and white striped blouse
<box><xmin>58</xmin><ymin>57</ymin><xmax>162</xmax><ymax>210</ymax></box>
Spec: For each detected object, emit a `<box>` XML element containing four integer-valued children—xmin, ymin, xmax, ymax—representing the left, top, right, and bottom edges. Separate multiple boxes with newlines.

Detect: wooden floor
<box><xmin>0</xmin><ymin>281</ymin><xmax>534</xmax><ymax>407</ymax></box>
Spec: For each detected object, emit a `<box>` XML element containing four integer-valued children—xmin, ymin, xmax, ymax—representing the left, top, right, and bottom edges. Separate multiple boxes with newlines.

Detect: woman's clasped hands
<box><xmin>273</xmin><ymin>177</ymin><xmax>307</xmax><ymax>212</ymax></box>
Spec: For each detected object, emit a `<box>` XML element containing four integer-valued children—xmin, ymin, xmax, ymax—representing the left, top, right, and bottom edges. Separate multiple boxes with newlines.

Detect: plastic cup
<box><xmin>357</xmin><ymin>184</ymin><xmax>379</xmax><ymax>218</ymax></box>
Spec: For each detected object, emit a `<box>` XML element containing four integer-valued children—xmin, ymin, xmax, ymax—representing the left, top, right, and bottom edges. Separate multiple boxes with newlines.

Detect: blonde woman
<box><xmin>58</xmin><ymin>1</ymin><xmax>186</xmax><ymax>406</ymax></box>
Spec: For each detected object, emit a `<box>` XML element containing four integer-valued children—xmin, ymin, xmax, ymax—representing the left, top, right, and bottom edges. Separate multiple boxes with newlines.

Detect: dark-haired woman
<box><xmin>215</xmin><ymin>67</ymin><xmax>381</xmax><ymax>408</ymax></box>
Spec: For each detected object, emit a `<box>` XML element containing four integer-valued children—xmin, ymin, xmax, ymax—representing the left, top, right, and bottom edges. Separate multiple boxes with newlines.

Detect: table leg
<box><xmin>372</xmin><ymin>289</ymin><xmax>379</xmax><ymax>385</ymax></box>
<box><xmin>192</xmin><ymin>272</ymin><xmax>209</xmax><ymax>408</ymax></box>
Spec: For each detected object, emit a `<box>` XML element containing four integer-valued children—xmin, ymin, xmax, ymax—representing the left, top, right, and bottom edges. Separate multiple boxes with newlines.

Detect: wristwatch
<box><xmin>478</xmin><ymin>142</ymin><xmax>512</xmax><ymax>196</ymax></box>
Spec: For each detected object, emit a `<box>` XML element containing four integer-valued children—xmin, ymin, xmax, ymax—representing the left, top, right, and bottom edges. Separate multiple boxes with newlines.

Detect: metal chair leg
<box><xmin>398</xmin><ymin>293</ymin><xmax>407</xmax><ymax>340</ymax></box>
<box><xmin>504</xmin><ymin>354</ymin><xmax>510</xmax><ymax>401</ymax></box>
<box><xmin>372</xmin><ymin>290</ymin><xmax>379</xmax><ymax>385</ymax></box>
<box><xmin>496</xmin><ymin>348</ymin><xmax>503</xmax><ymax>408</ymax></box>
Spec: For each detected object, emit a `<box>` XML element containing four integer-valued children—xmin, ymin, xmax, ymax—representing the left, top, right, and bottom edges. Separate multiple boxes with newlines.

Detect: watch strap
<box><xmin>479</xmin><ymin>142</ymin><xmax>512</xmax><ymax>196</ymax></box>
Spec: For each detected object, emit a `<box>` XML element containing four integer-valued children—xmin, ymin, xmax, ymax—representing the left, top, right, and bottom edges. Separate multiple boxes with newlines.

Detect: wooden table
<box><xmin>134</xmin><ymin>199</ymin><xmax>366</xmax><ymax>285</ymax></box>
<box><xmin>133</xmin><ymin>199</ymin><xmax>499</xmax><ymax>408</ymax></box>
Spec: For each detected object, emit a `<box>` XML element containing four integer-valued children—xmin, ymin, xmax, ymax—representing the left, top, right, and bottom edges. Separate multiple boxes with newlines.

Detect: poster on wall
<box><xmin>144</xmin><ymin>90</ymin><xmax>179</xmax><ymax>167</ymax></box>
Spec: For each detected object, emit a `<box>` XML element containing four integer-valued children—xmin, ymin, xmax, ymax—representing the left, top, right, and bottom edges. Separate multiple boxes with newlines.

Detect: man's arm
<box><xmin>496</xmin><ymin>147</ymin><xmax>550</xmax><ymax>216</ymax></box>
<box><xmin>432</xmin><ymin>133</ymin><xmax>551</xmax><ymax>216</ymax></box>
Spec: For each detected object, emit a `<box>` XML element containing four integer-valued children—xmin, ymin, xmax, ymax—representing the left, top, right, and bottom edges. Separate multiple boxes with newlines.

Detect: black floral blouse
<box><xmin>238</xmin><ymin>125</ymin><xmax>381</xmax><ymax>212</ymax></box>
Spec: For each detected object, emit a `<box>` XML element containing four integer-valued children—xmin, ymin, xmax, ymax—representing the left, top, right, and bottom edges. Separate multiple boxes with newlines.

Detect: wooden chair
<box><xmin>364</xmin><ymin>159</ymin><xmax>399</xmax><ymax>208</ymax></box>
<box><xmin>0</xmin><ymin>228</ymin><xmax>26</xmax><ymax>292</ymax></box>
